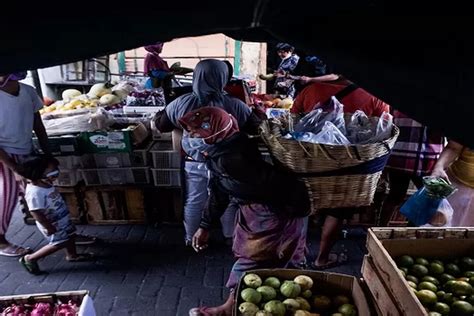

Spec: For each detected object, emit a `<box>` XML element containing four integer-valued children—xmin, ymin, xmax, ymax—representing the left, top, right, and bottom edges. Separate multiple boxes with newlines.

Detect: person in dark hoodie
<box><xmin>154</xmin><ymin>59</ymin><xmax>261</xmax><ymax>247</ymax></box>
<box><xmin>183</xmin><ymin>107</ymin><xmax>310</xmax><ymax>316</ymax></box>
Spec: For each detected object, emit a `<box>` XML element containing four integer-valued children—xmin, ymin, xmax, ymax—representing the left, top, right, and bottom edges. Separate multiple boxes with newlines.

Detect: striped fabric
<box><xmin>0</xmin><ymin>155</ymin><xmax>24</xmax><ymax>235</ymax></box>
<box><xmin>387</xmin><ymin>111</ymin><xmax>445</xmax><ymax>177</ymax></box>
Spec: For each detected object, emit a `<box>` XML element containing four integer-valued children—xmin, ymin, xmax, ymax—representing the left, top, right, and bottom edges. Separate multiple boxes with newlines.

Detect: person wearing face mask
<box><xmin>182</xmin><ymin>107</ymin><xmax>310</xmax><ymax>316</ymax></box>
<box><xmin>16</xmin><ymin>156</ymin><xmax>93</xmax><ymax>274</ymax></box>
<box><xmin>153</xmin><ymin>59</ymin><xmax>262</xmax><ymax>247</ymax></box>
<box><xmin>0</xmin><ymin>72</ymin><xmax>51</xmax><ymax>257</ymax></box>
<box><xmin>274</xmin><ymin>42</ymin><xmax>300</xmax><ymax>99</ymax></box>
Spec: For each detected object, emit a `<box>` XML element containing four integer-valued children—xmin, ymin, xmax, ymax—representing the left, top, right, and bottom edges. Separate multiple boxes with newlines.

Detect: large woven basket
<box><xmin>260</xmin><ymin>119</ymin><xmax>399</xmax><ymax>212</ymax></box>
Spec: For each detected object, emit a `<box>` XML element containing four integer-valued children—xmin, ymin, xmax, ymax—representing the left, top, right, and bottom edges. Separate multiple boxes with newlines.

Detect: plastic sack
<box><xmin>295</xmin><ymin>121</ymin><xmax>350</xmax><ymax>145</ymax></box>
<box><xmin>420</xmin><ymin>199</ymin><xmax>454</xmax><ymax>227</ymax></box>
<box><xmin>42</xmin><ymin>108</ymin><xmax>115</xmax><ymax>136</ymax></box>
<box><xmin>346</xmin><ymin>110</ymin><xmax>374</xmax><ymax>143</ymax></box>
<box><xmin>369</xmin><ymin>112</ymin><xmax>393</xmax><ymax>143</ymax></box>
<box><xmin>400</xmin><ymin>187</ymin><xmax>442</xmax><ymax>226</ymax></box>
<box><xmin>294</xmin><ymin>96</ymin><xmax>346</xmax><ymax>134</ymax></box>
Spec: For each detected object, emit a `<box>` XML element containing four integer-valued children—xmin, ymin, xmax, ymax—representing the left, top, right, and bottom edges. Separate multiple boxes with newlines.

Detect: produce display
<box><xmin>238</xmin><ymin>273</ymin><xmax>357</xmax><ymax>316</ymax></box>
<box><xmin>396</xmin><ymin>255</ymin><xmax>474</xmax><ymax>315</ymax></box>
<box><xmin>251</xmin><ymin>93</ymin><xmax>294</xmax><ymax>109</ymax></box>
<box><xmin>125</xmin><ymin>88</ymin><xmax>166</xmax><ymax>107</ymax></box>
<box><xmin>0</xmin><ymin>300</ymin><xmax>79</xmax><ymax>316</ymax></box>
<box><xmin>39</xmin><ymin>82</ymin><xmax>134</xmax><ymax>115</ymax></box>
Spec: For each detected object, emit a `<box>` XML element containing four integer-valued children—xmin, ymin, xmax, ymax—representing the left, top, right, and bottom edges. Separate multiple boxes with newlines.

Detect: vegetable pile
<box><xmin>422</xmin><ymin>177</ymin><xmax>457</xmax><ymax>199</ymax></box>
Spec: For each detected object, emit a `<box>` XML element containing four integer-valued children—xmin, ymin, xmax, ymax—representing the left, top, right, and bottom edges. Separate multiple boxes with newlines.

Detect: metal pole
<box><xmin>30</xmin><ymin>70</ymin><xmax>43</xmax><ymax>100</ymax></box>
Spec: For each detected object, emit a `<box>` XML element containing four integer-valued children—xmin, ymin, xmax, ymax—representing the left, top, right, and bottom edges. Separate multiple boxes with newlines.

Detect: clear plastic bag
<box><xmin>369</xmin><ymin>112</ymin><xmax>393</xmax><ymax>143</ymax></box>
<box><xmin>42</xmin><ymin>108</ymin><xmax>115</xmax><ymax>136</ymax></box>
<box><xmin>420</xmin><ymin>199</ymin><xmax>454</xmax><ymax>227</ymax></box>
<box><xmin>296</xmin><ymin>121</ymin><xmax>350</xmax><ymax>145</ymax></box>
<box><xmin>346</xmin><ymin>110</ymin><xmax>374</xmax><ymax>143</ymax></box>
<box><xmin>294</xmin><ymin>96</ymin><xmax>346</xmax><ymax>135</ymax></box>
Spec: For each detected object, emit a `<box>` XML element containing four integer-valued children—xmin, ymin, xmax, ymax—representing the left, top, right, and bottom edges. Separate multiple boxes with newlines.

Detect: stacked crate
<box><xmin>150</xmin><ymin>142</ymin><xmax>182</xmax><ymax>187</ymax></box>
<box><xmin>79</xmin><ymin>144</ymin><xmax>152</xmax><ymax>186</ymax></box>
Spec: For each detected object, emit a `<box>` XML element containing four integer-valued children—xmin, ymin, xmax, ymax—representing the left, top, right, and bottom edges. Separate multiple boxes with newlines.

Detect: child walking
<box><xmin>18</xmin><ymin>156</ymin><xmax>92</xmax><ymax>274</ymax></box>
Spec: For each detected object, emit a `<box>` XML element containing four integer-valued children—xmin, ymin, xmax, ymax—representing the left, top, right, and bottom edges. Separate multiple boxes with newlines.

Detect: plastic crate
<box><xmin>150</xmin><ymin>142</ymin><xmax>181</xmax><ymax>168</ymax></box>
<box><xmin>80</xmin><ymin>169</ymin><xmax>100</xmax><ymax>186</ymax></box>
<box><xmin>54</xmin><ymin>169</ymin><xmax>82</xmax><ymax>187</ymax></box>
<box><xmin>80</xmin><ymin>167</ymin><xmax>150</xmax><ymax>185</ymax></box>
<box><xmin>55</xmin><ymin>156</ymin><xmax>82</xmax><ymax>169</ymax></box>
<box><xmin>93</xmin><ymin>153</ymin><xmax>132</xmax><ymax>168</ymax></box>
<box><xmin>151</xmin><ymin>168</ymin><xmax>181</xmax><ymax>187</ymax></box>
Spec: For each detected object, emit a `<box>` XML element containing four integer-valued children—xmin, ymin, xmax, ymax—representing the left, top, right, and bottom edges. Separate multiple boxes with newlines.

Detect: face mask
<box><xmin>0</xmin><ymin>72</ymin><xmax>27</xmax><ymax>87</ymax></box>
<box><xmin>43</xmin><ymin>169</ymin><xmax>60</xmax><ymax>179</ymax></box>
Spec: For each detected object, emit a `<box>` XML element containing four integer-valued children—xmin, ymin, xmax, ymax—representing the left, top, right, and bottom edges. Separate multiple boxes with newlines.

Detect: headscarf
<box><xmin>144</xmin><ymin>42</ymin><xmax>169</xmax><ymax>74</ymax></box>
<box><xmin>144</xmin><ymin>42</ymin><xmax>164</xmax><ymax>54</ymax></box>
<box><xmin>179</xmin><ymin>107</ymin><xmax>239</xmax><ymax>144</ymax></box>
<box><xmin>192</xmin><ymin>59</ymin><xmax>229</xmax><ymax>105</ymax></box>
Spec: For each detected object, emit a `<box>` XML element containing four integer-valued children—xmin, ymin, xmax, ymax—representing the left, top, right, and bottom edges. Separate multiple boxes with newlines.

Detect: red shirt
<box><xmin>291</xmin><ymin>79</ymin><xmax>390</xmax><ymax>116</ymax></box>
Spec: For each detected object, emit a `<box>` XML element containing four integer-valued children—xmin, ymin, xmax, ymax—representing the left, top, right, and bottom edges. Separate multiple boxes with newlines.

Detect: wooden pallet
<box><xmin>364</xmin><ymin>228</ymin><xmax>474</xmax><ymax>316</ymax></box>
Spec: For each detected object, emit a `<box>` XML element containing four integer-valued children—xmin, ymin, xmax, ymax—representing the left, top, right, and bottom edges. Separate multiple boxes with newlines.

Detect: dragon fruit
<box><xmin>30</xmin><ymin>303</ymin><xmax>52</xmax><ymax>316</ymax></box>
<box><xmin>1</xmin><ymin>304</ymin><xmax>30</xmax><ymax>316</ymax></box>
<box><xmin>53</xmin><ymin>301</ymin><xmax>78</xmax><ymax>316</ymax></box>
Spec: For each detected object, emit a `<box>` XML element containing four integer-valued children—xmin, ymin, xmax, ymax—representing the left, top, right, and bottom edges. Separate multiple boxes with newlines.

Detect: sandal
<box><xmin>19</xmin><ymin>256</ymin><xmax>41</xmax><ymax>275</ymax></box>
<box><xmin>0</xmin><ymin>244</ymin><xmax>32</xmax><ymax>257</ymax></box>
<box><xmin>66</xmin><ymin>253</ymin><xmax>95</xmax><ymax>262</ymax></box>
<box><xmin>310</xmin><ymin>253</ymin><xmax>341</xmax><ymax>271</ymax></box>
<box><xmin>189</xmin><ymin>307</ymin><xmax>212</xmax><ymax>316</ymax></box>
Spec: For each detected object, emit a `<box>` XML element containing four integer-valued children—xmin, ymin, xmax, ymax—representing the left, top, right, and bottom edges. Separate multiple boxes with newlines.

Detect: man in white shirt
<box><xmin>0</xmin><ymin>72</ymin><xmax>50</xmax><ymax>257</ymax></box>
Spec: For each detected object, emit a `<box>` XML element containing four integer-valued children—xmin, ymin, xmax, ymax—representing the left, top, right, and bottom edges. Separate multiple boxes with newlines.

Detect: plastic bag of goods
<box><xmin>42</xmin><ymin>108</ymin><xmax>115</xmax><ymax>136</ymax></box>
<box><xmin>294</xmin><ymin>96</ymin><xmax>346</xmax><ymax>135</ymax></box>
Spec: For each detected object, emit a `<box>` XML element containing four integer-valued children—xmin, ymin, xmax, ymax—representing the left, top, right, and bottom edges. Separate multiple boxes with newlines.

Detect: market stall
<box><xmin>28</xmin><ymin>80</ymin><xmax>184</xmax><ymax>226</ymax></box>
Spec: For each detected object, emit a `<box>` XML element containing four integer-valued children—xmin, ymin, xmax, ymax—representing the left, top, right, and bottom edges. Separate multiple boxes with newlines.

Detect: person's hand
<box><xmin>274</xmin><ymin>70</ymin><xmax>286</xmax><ymax>78</ymax></box>
<box><xmin>45</xmin><ymin>225</ymin><xmax>57</xmax><ymax>236</ymax></box>
<box><xmin>431</xmin><ymin>168</ymin><xmax>451</xmax><ymax>183</ymax></box>
<box><xmin>299</xmin><ymin>76</ymin><xmax>312</xmax><ymax>84</ymax></box>
<box><xmin>192</xmin><ymin>228</ymin><xmax>209</xmax><ymax>252</ymax></box>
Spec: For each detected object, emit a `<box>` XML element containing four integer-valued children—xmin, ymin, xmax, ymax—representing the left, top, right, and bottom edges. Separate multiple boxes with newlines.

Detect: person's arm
<box><xmin>199</xmin><ymin>177</ymin><xmax>230</xmax><ymax>231</ymax></box>
<box><xmin>299</xmin><ymin>74</ymin><xmax>339</xmax><ymax>85</ymax></box>
<box><xmin>153</xmin><ymin>110</ymin><xmax>176</xmax><ymax>133</ymax></box>
<box><xmin>431</xmin><ymin>140</ymin><xmax>464</xmax><ymax>181</ymax></box>
<box><xmin>29</xmin><ymin>210</ymin><xmax>57</xmax><ymax>235</ymax></box>
<box><xmin>33</xmin><ymin>112</ymin><xmax>51</xmax><ymax>155</ymax></box>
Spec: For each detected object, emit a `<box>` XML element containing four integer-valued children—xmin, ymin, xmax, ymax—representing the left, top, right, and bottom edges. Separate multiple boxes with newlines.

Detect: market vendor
<box><xmin>291</xmin><ymin>76</ymin><xmax>390</xmax><ymax>270</ymax></box>
<box><xmin>0</xmin><ymin>72</ymin><xmax>50</xmax><ymax>257</ymax></box>
<box><xmin>183</xmin><ymin>107</ymin><xmax>310</xmax><ymax>316</ymax></box>
<box><xmin>431</xmin><ymin>141</ymin><xmax>474</xmax><ymax>226</ymax></box>
<box><xmin>273</xmin><ymin>43</ymin><xmax>300</xmax><ymax>99</ymax></box>
<box><xmin>153</xmin><ymin>59</ymin><xmax>262</xmax><ymax>247</ymax></box>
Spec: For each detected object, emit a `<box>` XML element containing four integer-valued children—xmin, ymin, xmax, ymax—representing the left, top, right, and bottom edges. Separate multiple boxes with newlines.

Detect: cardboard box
<box><xmin>0</xmin><ymin>290</ymin><xmax>95</xmax><ymax>316</ymax></box>
<box><xmin>235</xmin><ymin>269</ymin><xmax>371</xmax><ymax>315</ymax></box>
<box><xmin>79</xmin><ymin>123</ymin><xmax>149</xmax><ymax>153</ymax></box>
<box><xmin>364</xmin><ymin>228</ymin><xmax>474</xmax><ymax>316</ymax></box>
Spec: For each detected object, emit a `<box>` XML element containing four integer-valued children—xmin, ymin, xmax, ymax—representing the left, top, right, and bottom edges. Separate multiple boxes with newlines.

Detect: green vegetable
<box><xmin>422</xmin><ymin>176</ymin><xmax>457</xmax><ymax>199</ymax></box>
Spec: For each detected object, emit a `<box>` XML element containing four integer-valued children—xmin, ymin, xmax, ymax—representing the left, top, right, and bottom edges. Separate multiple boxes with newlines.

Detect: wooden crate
<box><xmin>84</xmin><ymin>186</ymin><xmax>146</xmax><ymax>224</ymax></box>
<box><xmin>364</xmin><ymin>227</ymin><xmax>474</xmax><ymax>316</ymax></box>
<box><xmin>234</xmin><ymin>269</ymin><xmax>372</xmax><ymax>316</ymax></box>
<box><xmin>22</xmin><ymin>186</ymin><xmax>85</xmax><ymax>225</ymax></box>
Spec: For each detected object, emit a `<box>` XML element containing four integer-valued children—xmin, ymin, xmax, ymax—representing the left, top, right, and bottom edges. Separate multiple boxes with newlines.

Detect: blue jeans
<box><xmin>183</xmin><ymin>162</ymin><xmax>236</xmax><ymax>242</ymax></box>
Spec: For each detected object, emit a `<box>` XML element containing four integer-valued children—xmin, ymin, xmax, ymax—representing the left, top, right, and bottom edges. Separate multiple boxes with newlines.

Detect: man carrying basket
<box><xmin>291</xmin><ymin>75</ymin><xmax>391</xmax><ymax>269</ymax></box>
